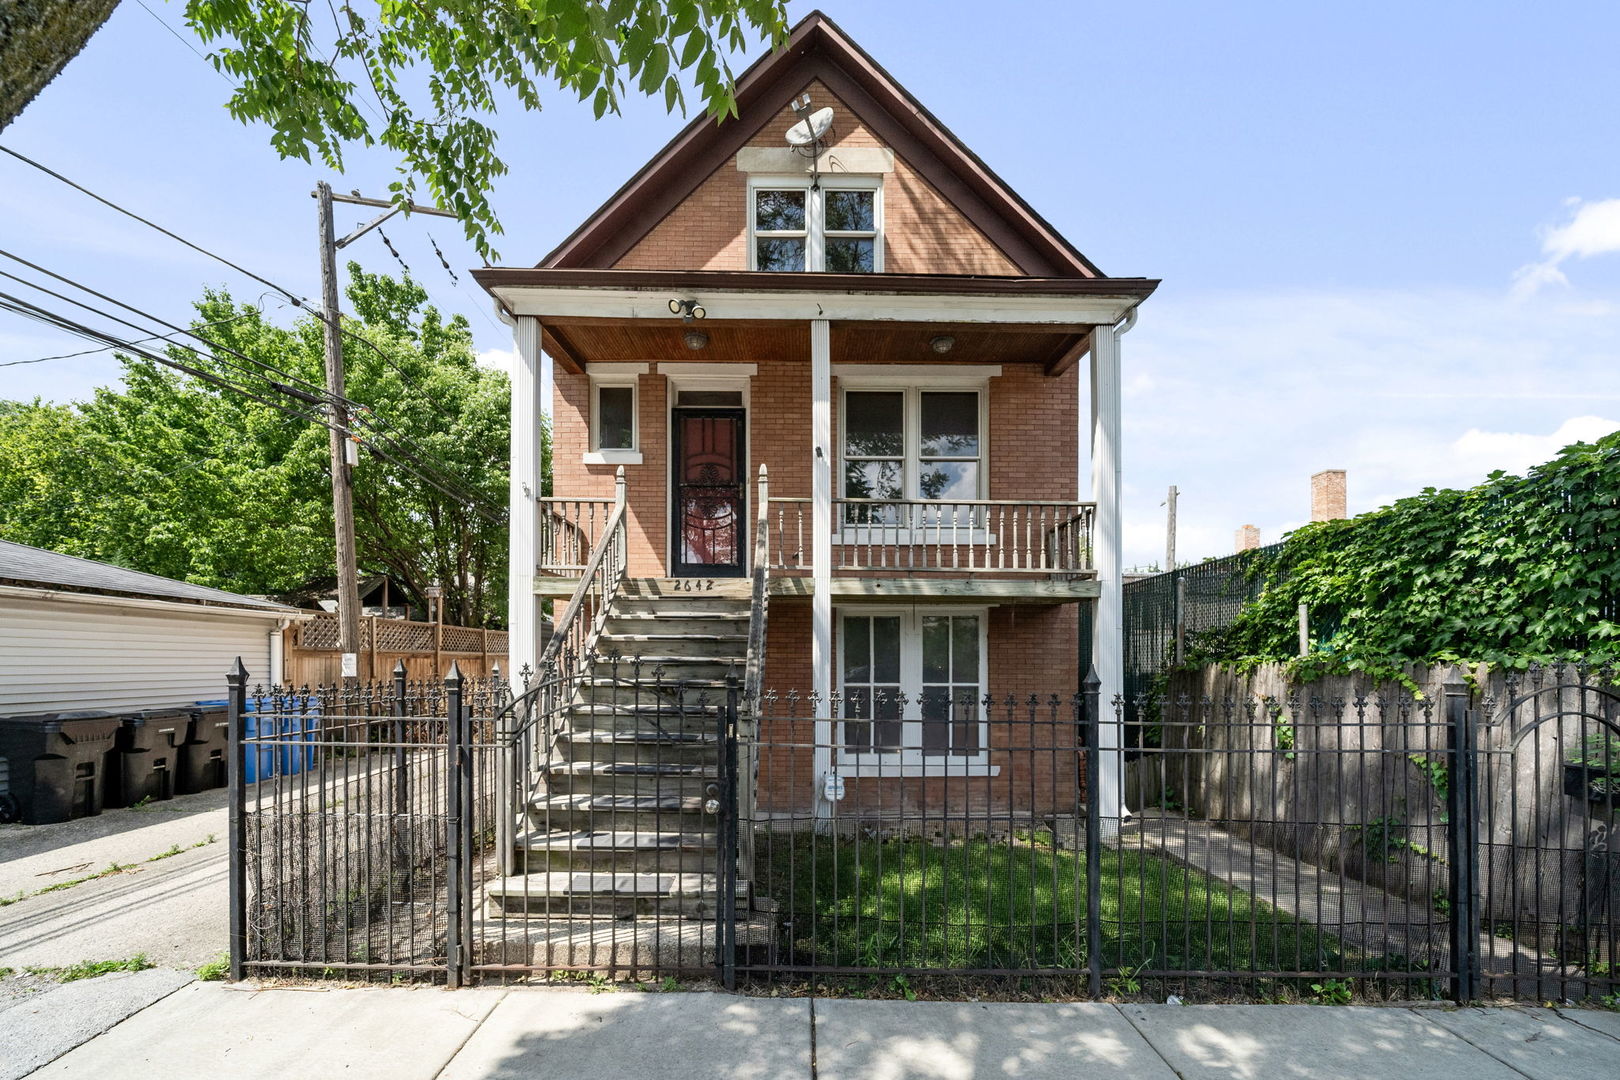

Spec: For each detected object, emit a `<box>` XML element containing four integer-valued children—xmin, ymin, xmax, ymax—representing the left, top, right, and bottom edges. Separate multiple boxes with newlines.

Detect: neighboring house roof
<box><xmin>541</xmin><ymin>9</ymin><xmax>1104</xmax><ymax>278</ymax></box>
<box><xmin>0</xmin><ymin>540</ymin><xmax>299</xmax><ymax>615</ymax></box>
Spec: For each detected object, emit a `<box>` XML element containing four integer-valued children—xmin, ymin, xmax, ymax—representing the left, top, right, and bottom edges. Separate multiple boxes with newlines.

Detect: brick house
<box><xmin>473</xmin><ymin>12</ymin><xmax>1154</xmax><ymax>911</ymax></box>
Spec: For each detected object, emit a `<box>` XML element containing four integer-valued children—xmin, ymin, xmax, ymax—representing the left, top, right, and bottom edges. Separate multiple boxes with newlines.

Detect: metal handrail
<box><xmin>738</xmin><ymin>465</ymin><xmax>771</xmax><ymax>884</ymax></box>
<box><xmin>499</xmin><ymin>471</ymin><xmax>628</xmax><ymax>872</ymax></box>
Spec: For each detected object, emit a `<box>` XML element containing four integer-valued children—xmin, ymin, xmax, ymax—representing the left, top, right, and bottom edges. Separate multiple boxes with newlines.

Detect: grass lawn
<box><xmin>754</xmin><ymin>832</ymin><xmax>1355</xmax><ymax>977</ymax></box>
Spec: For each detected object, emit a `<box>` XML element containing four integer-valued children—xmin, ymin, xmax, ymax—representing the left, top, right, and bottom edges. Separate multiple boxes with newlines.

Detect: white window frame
<box><xmin>584</xmin><ymin>363</ymin><xmax>646</xmax><ymax>465</ymax></box>
<box><xmin>834</xmin><ymin>605</ymin><xmax>996</xmax><ymax>778</ymax></box>
<box><xmin>836</xmin><ymin>379</ymin><xmax>991</xmax><ymax>544</ymax></box>
<box><xmin>747</xmin><ymin>175</ymin><xmax>884</xmax><ymax>273</ymax></box>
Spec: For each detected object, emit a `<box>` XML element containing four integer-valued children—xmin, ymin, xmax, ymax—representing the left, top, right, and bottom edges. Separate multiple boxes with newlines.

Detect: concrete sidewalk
<box><xmin>10</xmin><ymin>979</ymin><xmax>1620</xmax><ymax>1080</ymax></box>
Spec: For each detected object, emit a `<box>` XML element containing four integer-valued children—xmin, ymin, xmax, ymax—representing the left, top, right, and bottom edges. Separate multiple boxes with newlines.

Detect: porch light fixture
<box><xmin>929</xmin><ymin>334</ymin><xmax>955</xmax><ymax>354</ymax></box>
<box><xmin>683</xmin><ymin>329</ymin><xmax>710</xmax><ymax>351</ymax></box>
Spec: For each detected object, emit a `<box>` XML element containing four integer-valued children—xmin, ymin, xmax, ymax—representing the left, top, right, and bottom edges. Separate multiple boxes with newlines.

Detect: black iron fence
<box><xmin>1123</xmin><ymin>546</ymin><xmax>1282</xmax><ymax>713</ymax></box>
<box><xmin>226</xmin><ymin>658</ymin><xmax>1620</xmax><ymax>1003</ymax></box>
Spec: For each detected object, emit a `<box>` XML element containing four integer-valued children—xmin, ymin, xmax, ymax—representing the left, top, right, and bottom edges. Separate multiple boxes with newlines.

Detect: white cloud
<box><xmin>1451</xmin><ymin>415</ymin><xmax>1620</xmax><ymax>478</ymax></box>
<box><xmin>476</xmin><ymin>347</ymin><xmax>513</xmax><ymax>373</ymax></box>
<box><xmin>1111</xmin><ymin>284</ymin><xmax>1620</xmax><ymax>568</ymax></box>
<box><xmin>1513</xmin><ymin>197</ymin><xmax>1620</xmax><ymax>296</ymax></box>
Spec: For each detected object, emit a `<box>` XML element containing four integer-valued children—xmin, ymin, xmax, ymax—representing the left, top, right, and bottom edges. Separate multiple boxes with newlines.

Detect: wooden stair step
<box><xmin>516</xmin><ymin>830</ymin><xmax>717</xmax><ymax>853</ymax></box>
<box><xmin>560</xmin><ymin>730</ymin><xmax>719</xmax><ymax>746</ymax></box>
<box><xmin>567</xmin><ymin>703</ymin><xmax>723</xmax><ymax>716</ymax></box>
<box><xmin>546</xmin><ymin>761</ymin><xmax>718</xmax><ymax>779</ymax></box>
<box><xmin>608</xmin><ymin>611</ymin><xmax>750</xmax><ymax>621</ymax></box>
<box><xmin>532</xmin><ymin>793</ymin><xmax>709</xmax><ymax>814</ymax></box>
<box><xmin>583</xmin><ymin>676</ymin><xmax>733</xmax><ymax>689</ymax></box>
<box><xmin>601</xmin><ymin>633</ymin><xmax>747</xmax><ymax>643</ymax></box>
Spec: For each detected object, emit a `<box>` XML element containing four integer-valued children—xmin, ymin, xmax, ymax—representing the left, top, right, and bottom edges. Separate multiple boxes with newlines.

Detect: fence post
<box><xmin>444</xmin><ymin>662</ymin><xmax>465</xmax><ymax>988</ymax></box>
<box><xmin>719</xmin><ymin>677</ymin><xmax>740</xmax><ymax>991</ymax></box>
<box><xmin>392</xmin><ymin>660</ymin><xmax>409</xmax><ymax>886</ymax></box>
<box><xmin>1444</xmin><ymin>672</ymin><xmax>1476</xmax><ymax>1002</ymax></box>
<box><xmin>226</xmin><ymin>658</ymin><xmax>249</xmax><ymax>982</ymax></box>
<box><xmin>1083</xmin><ymin>664</ymin><xmax>1103</xmax><ymax>998</ymax></box>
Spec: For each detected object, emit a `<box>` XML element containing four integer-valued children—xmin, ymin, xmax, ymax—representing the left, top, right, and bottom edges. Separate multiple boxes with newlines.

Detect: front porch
<box><xmin>533</xmin><ymin>486</ymin><xmax>1099</xmax><ymax>602</ymax></box>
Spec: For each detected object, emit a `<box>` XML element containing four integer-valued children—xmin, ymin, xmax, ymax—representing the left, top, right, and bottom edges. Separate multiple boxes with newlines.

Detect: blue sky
<box><xmin>3</xmin><ymin>1</ymin><xmax>1618</xmax><ymax>568</ymax></box>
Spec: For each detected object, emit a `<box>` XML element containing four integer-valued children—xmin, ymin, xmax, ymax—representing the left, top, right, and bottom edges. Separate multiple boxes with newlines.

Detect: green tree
<box><xmin>181</xmin><ymin>0</ymin><xmax>789</xmax><ymax>258</ymax></box>
<box><xmin>1185</xmin><ymin>432</ymin><xmax>1620</xmax><ymax>679</ymax></box>
<box><xmin>0</xmin><ymin>266</ymin><xmax>536</xmax><ymax>627</ymax></box>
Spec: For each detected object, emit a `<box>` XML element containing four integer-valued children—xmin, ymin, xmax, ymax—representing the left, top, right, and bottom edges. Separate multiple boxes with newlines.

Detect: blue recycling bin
<box><xmin>215</xmin><ymin>696</ymin><xmax>323</xmax><ymax>784</ymax></box>
<box><xmin>240</xmin><ymin>701</ymin><xmax>280</xmax><ymax>784</ymax></box>
<box><xmin>277</xmin><ymin>701</ymin><xmax>321</xmax><ymax>776</ymax></box>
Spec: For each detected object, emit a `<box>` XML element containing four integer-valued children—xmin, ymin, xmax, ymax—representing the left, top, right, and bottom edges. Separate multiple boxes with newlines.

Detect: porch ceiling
<box><xmin>540</xmin><ymin>317</ymin><xmax>1090</xmax><ymax>376</ymax></box>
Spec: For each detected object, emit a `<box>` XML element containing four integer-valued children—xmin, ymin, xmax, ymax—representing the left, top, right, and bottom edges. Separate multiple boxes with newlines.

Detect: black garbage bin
<box><xmin>114</xmin><ymin>709</ymin><xmax>188</xmax><ymax>806</ymax></box>
<box><xmin>0</xmin><ymin>711</ymin><xmax>122</xmax><ymax>824</ymax></box>
<box><xmin>177</xmin><ymin>702</ymin><xmax>230</xmax><ymax>795</ymax></box>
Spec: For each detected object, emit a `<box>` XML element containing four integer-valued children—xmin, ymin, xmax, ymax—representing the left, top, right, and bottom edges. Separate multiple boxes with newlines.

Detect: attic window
<box><xmin>751</xmin><ymin>179</ymin><xmax>881</xmax><ymax>273</ymax></box>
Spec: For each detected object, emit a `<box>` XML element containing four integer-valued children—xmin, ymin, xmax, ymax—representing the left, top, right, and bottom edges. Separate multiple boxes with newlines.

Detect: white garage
<box><xmin>0</xmin><ymin>540</ymin><xmax>302</xmax><ymax>714</ymax></box>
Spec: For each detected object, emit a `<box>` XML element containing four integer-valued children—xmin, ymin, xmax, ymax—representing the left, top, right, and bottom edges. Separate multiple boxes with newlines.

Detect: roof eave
<box><xmin>537</xmin><ymin>11</ymin><xmax>1108</xmax><ymax>279</ymax></box>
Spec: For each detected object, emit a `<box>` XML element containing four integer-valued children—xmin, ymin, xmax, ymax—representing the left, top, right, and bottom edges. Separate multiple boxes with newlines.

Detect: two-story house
<box><xmin>474</xmin><ymin>11</ymin><xmax>1153</xmax><ymax>920</ymax></box>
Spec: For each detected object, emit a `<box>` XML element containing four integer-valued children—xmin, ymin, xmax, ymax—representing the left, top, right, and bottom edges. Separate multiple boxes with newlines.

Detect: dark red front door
<box><xmin>672</xmin><ymin>409</ymin><xmax>745</xmax><ymax>577</ymax></box>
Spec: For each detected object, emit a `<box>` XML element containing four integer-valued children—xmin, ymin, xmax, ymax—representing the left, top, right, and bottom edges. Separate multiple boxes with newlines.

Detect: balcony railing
<box><xmin>538</xmin><ymin>497</ymin><xmax>616</xmax><ymax>574</ymax></box>
<box><xmin>767</xmin><ymin>498</ymin><xmax>1094</xmax><ymax>575</ymax></box>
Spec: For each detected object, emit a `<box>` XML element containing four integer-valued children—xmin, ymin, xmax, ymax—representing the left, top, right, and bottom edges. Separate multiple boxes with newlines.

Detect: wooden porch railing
<box><xmin>767</xmin><ymin>497</ymin><xmax>1095</xmax><ymax>574</ymax></box>
<box><xmin>538</xmin><ymin>497</ymin><xmax>617</xmax><ymax>574</ymax></box>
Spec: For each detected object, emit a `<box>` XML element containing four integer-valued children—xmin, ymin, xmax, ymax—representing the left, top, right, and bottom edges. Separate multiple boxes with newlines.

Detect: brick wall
<box><xmin>755</xmin><ymin>600</ymin><xmax>1081</xmax><ymax>817</ymax></box>
<box><xmin>614</xmin><ymin>78</ymin><xmax>1022</xmax><ymax>276</ymax></box>
<box><xmin>555</xmin><ymin>358</ymin><xmax>1078</xmax><ymax>578</ymax></box>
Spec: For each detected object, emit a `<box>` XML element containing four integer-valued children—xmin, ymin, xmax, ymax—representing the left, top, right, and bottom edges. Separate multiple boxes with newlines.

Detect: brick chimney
<box><xmin>1311</xmin><ymin>469</ymin><xmax>1347</xmax><ymax>522</ymax></box>
<box><xmin>1235</xmin><ymin>524</ymin><xmax>1261</xmax><ymax>552</ymax></box>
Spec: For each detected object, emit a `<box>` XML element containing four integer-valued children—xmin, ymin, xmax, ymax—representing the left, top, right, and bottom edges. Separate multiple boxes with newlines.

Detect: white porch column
<box><xmin>810</xmin><ymin>318</ymin><xmax>834</xmax><ymax>817</ymax></box>
<box><xmin>508</xmin><ymin>315</ymin><xmax>545</xmax><ymax>683</ymax></box>
<box><xmin>1090</xmin><ymin>318</ymin><xmax>1130</xmax><ymax>836</ymax></box>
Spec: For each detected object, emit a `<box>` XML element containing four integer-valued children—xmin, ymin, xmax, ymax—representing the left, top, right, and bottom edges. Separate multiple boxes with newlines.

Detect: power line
<box><xmin>0</xmin><ymin>290</ymin><xmax>499</xmax><ymax>518</ymax></box>
<box><xmin>0</xmin><ymin>291</ymin><xmax>345</xmax><ymax>436</ymax></box>
<box><xmin>0</xmin><ymin>252</ymin><xmax>499</xmax><ymax>516</ymax></box>
<box><xmin>133</xmin><ymin>0</ymin><xmax>234</xmax><ymax>86</ymax></box>
<box><xmin>0</xmin><ymin>151</ymin><xmax>500</xmax><ymax>515</ymax></box>
<box><xmin>0</xmin><ymin>144</ymin><xmax>309</xmax><ymax>310</ymax></box>
<box><xmin>0</xmin><ymin>143</ymin><xmax>495</xmax><ymax>430</ymax></box>
<box><xmin>0</xmin><ymin>301</ymin><xmax>282</xmax><ymax>368</ymax></box>
<box><xmin>0</xmin><ymin>255</ymin><xmax>330</xmax><ymax>408</ymax></box>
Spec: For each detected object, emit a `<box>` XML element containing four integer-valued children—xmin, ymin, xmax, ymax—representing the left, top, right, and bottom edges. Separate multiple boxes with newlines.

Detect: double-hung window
<box><xmin>838</xmin><ymin>608</ymin><xmax>989</xmax><ymax>771</ymax></box>
<box><xmin>751</xmin><ymin>179</ymin><xmax>881</xmax><ymax>272</ymax></box>
<box><xmin>841</xmin><ymin>387</ymin><xmax>983</xmax><ymax>527</ymax></box>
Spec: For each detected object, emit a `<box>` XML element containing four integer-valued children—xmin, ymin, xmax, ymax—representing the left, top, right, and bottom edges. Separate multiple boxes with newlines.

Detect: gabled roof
<box><xmin>0</xmin><ymin>540</ymin><xmax>299</xmax><ymax>615</ymax></box>
<box><xmin>542</xmin><ymin>10</ymin><xmax>1104</xmax><ymax>278</ymax></box>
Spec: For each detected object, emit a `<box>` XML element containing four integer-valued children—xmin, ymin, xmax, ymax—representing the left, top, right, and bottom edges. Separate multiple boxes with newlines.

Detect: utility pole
<box><xmin>313</xmin><ymin>182</ymin><xmax>457</xmax><ymax>679</ymax></box>
<box><xmin>1164</xmin><ymin>484</ymin><xmax>1178</xmax><ymax>573</ymax></box>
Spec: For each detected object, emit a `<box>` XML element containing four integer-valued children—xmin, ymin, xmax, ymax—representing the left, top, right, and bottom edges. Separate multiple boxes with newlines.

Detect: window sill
<box><xmin>582</xmin><ymin>450</ymin><xmax>642</xmax><ymax>466</ymax></box>
<box><xmin>833</xmin><ymin>761</ymin><xmax>1000</xmax><ymax>779</ymax></box>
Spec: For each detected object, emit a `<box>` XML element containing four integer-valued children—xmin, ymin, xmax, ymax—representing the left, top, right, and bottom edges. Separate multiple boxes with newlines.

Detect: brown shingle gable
<box><xmin>541</xmin><ymin>10</ymin><xmax>1101</xmax><ymax>278</ymax></box>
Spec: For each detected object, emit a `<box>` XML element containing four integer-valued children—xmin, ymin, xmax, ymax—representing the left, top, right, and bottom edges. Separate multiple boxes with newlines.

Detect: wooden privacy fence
<box><xmin>285</xmin><ymin>614</ymin><xmax>508</xmax><ymax>684</ymax></box>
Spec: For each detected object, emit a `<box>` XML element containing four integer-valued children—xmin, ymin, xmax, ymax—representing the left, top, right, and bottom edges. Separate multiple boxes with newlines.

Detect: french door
<box><xmin>838</xmin><ymin>608</ymin><xmax>986</xmax><ymax>765</ymax></box>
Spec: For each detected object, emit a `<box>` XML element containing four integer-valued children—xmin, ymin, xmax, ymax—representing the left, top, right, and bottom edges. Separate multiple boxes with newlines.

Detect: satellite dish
<box><xmin>786</xmin><ymin>107</ymin><xmax>834</xmax><ymax>148</ymax></box>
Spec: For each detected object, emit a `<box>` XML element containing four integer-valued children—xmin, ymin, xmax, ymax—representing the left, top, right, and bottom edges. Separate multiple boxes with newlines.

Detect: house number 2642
<box><xmin>671</xmin><ymin>579</ymin><xmax>717</xmax><ymax>592</ymax></box>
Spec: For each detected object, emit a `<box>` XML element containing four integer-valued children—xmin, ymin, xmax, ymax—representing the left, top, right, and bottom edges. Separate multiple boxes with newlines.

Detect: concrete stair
<box><xmin>485</xmin><ymin>584</ymin><xmax>758</xmax><ymax>927</ymax></box>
